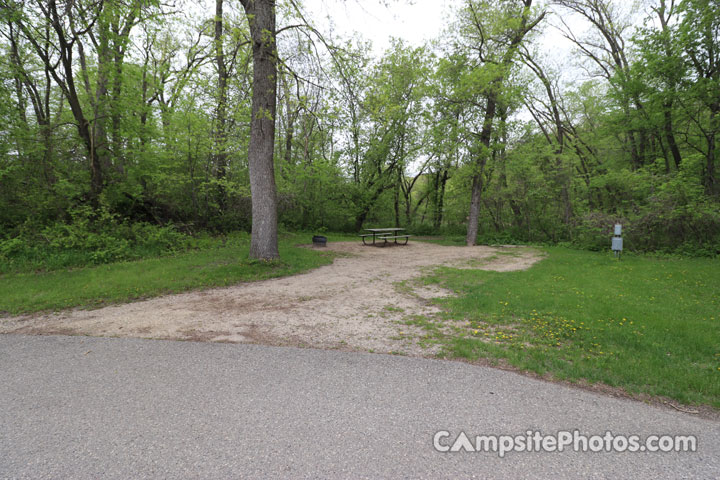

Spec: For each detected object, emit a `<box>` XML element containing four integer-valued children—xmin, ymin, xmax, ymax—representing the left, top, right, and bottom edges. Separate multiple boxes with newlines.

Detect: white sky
<box><xmin>304</xmin><ymin>0</ymin><xmax>462</xmax><ymax>56</ymax></box>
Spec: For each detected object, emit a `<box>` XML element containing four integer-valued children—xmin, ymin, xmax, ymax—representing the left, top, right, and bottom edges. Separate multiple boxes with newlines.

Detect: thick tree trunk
<box><xmin>241</xmin><ymin>0</ymin><xmax>279</xmax><ymax>260</ymax></box>
<box><xmin>466</xmin><ymin>93</ymin><xmax>496</xmax><ymax>246</ymax></box>
<box><xmin>354</xmin><ymin>208</ymin><xmax>370</xmax><ymax>232</ymax></box>
<box><xmin>466</xmin><ymin>173</ymin><xmax>484</xmax><ymax>246</ymax></box>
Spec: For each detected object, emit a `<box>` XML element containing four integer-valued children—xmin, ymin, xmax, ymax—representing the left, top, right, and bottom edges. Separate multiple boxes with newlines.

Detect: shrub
<box><xmin>0</xmin><ymin>204</ymin><xmax>194</xmax><ymax>273</ymax></box>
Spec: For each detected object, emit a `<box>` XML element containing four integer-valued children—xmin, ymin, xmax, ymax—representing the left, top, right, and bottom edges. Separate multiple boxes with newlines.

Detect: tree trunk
<box><xmin>355</xmin><ymin>210</ymin><xmax>369</xmax><ymax>232</ymax></box>
<box><xmin>109</xmin><ymin>18</ymin><xmax>135</xmax><ymax>178</ymax></box>
<box><xmin>465</xmin><ymin>0</ymin><xmax>540</xmax><ymax>245</ymax></box>
<box><xmin>284</xmin><ymin>96</ymin><xmax>294</xmax><ymax>166</ymax></box>
<box><xmin>466</xmin><ymin>91</ymin><xmax>497</xmax><ymax>246</ymax></box>
<box><xmin>705</xmin><ymin>107</ymin><xmax>718</xmax><ymax>196</ymax></box>
<box><xmin>59</xmin><ymin>12</ymin><xmax>105</xmax><ymax>200</ymax></box>
<box><xmin>111</xmin><ymin>50</ymin><xmax>125</xmax><ymax>175</ymax></box>
<box><xmin>7</xmin><ymin>23</ymin><xmax>28</xmax><ymax>127</ymax></box>
<box><xmin>394</xmin><ymin>169</ymin><xmax>401</xmax><ymax>228</ymax></box>
<box><xmin>214</xmin><ymin>0</ymin><xmax>229</xmax><ymax>208</ymax></box>
<box><xmin>663</xmin><ymin>104</ymin><xmax>682</xmax><ymax>170</ymax></box>
<box><xmin>706</xmin><ymin>133</ymin><xmax>717</xmax><ymax>196</ymax></box>
<box><xmin>241</xmin><ymin>0</ymin><xmax>279</xmax><ymax>260</ymax></box>
<box><xmin>433</xmin><ymin>169</ymin><xmax>448</xmax><ymax>229</ymax></box>
<box><xmin>93</xmin><ymin>17</ymin><xmax>114</xmax><ymax>177</ymax></box>
<box><xmin>466</xmin><ymin>172</ymin><xmax>484</xmax><ymax>246</ymax></box>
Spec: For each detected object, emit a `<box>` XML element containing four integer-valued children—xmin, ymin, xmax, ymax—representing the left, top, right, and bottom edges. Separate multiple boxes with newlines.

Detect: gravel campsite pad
<box><xmin>0</xmin><ymin>242</ymin><xmax>542</xmax><ymax>356</ymax></box>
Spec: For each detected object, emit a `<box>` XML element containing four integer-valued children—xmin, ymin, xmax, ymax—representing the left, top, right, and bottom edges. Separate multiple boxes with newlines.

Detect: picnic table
<box><xmin>359</xmin><ymin>228</ymin><xmax>411</xmax><ymax>246</ymax></box>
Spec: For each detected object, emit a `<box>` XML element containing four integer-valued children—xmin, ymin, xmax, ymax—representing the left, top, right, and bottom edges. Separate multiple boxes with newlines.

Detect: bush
<box><xmin>0</xmin><ymin>204</ymin><xmax>194</xmax><ymax>273</ymax></box>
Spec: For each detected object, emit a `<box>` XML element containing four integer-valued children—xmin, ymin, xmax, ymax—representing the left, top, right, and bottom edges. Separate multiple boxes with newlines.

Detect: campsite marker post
<box><xmin>611</xmin><ymin>224</ymin><xmax>623</xmax><ymax>258</ymax></box>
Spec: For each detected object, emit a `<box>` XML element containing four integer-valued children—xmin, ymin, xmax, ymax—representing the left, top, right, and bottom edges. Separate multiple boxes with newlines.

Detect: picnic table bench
<box><xmin>359</xmin><ymin>228</ymin><xmax>412</xmax><ymax>246</ymax></box>
<box><xmin>377</xmin><ymin>235</ymin><xmax>411</xmax><ymax>245</ymax></box>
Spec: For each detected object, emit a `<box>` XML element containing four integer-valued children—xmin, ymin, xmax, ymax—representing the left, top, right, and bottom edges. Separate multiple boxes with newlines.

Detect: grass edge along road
<box><xmin>412</xmin><ymin>246</ymin><xmax>719</xmax><ymax>409</ymax></box>
<box><xmin>2</xmin><ymin>235</ymin><xmax>718</xmax><ymax>409</ymax></box>
<box><xmin>0</xmin><ymin>235</ymin><xmax>337</xmax><ymax>315</ymax></box>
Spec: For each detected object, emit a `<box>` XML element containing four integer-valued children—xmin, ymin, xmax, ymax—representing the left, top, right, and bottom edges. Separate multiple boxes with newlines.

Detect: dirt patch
<box><xmin>0</xmin><ymin>242</ymin><xmax>542</xmax><ymax>356</ymax></box>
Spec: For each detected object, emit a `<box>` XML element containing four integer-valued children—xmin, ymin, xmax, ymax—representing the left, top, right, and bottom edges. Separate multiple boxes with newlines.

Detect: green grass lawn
<box><xmin>0</xmin><ymin>235</ymin><xmax>335</xmax><ymax>315</ymax></box>
<box><xmin>417</xmin><ymin>247</ymin><xmax>720</xmax><ymax>408</ymax></box>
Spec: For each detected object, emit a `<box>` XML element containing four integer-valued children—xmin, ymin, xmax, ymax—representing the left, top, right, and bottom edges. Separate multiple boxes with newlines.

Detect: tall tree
<box><xmin>554</xmin><ymin>0</ymin><xmax>653</xmax><ymax>169</ymax></box>
<box><xmin>213</xmin><ymin>0</ymin><xmax>229</xmax><ymax>208</ymax></box>
<box><xmin>459</xmin><ymin>0</ymin><xmax>545</xmax><ymax>246</ymax></box>
<box><xmin>521</xmin><ymin>49</ymin><xmax>573</xmax><ymax>224</ymax></box>
<box><xmin>9</xmin><ymin>0</ymin><xmax>108</xmax><ymax>200</ymax></box>
<box><xmin>640</xmin><ymin>0</ymin><xmax>684</xmax><ymax>171</ymax></box>
<box><xmin>240</xmin><ymin>0</ymin><xmax>279</xmax><ymax>259</ymax></box>
<box><xmin>677</xmin><ymin>0</ymin><xmax>719</xmax><ymax>196</ymax></box>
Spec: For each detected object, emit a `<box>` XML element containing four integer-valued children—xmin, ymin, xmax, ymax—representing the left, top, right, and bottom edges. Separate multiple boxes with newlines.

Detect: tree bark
<box><xmin>51</xmin><ymin>0</ymin><xmax>105</xmax><ymax>200</ymax></box>
<box><xmin>394</xmin><ymin>168</ymin><xmax>401</xmax><ymax>228</ymax></box>
<box><xmin>655</xmin><ymin>0</ymin><xmax>682</xmax><ymax>170</ymax></box>
<box><xmin>214</xmin><ymin>0</ymin><xmax>229</xmax><ymax>208</ymax></box>
<box><xmin>466</xmin><ymin>88</ymin><xmax>497</xmax><ymax>246</ymax></box>
<box><xmin>705</xmin><ymin>106</ymin><xmax>718</xmax><ymax>196</ymax></box>
<box><xmin>434</xmin><ymin>169</ymin><xmax>448</xmax><ymax>229</ymax></box>
<box><xmin>466</xmin><ymin>171</ymin><xmax>485</xmax><ymax>245</ymax></box>
<box><xmin>93</xmin><ymin>19</ymin><xmax>113</xmax><ymax>176</ymax></box>
<box><xmin>241</xmin><ymin>0</ymin><xmax>279</xmax><ymax>259</ymax></box>
<box><xmin>663</xmin><ymin>104</ymin><xmax>682</xmax><ymax>169</ymax></box>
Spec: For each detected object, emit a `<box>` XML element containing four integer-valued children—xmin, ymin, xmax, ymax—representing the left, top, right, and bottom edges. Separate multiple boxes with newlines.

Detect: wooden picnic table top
<box><xmin>364</xmin><ymin>228</ymin><xmax>405</xmax><ymax>233</ymax></box>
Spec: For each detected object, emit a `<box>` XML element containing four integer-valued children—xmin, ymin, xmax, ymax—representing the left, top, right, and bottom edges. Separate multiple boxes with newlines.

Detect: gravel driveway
<box><xmin>0</xmin><ymin>242</ymin><xmax>541</xmax><ymax>356</ymax></box>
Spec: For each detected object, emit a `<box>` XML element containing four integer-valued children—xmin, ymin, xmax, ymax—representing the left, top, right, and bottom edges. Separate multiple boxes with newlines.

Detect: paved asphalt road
<box><xmin>0</xmin><ymin>335</ymin><xmax>718</xmax><ymax>479</ymax></box>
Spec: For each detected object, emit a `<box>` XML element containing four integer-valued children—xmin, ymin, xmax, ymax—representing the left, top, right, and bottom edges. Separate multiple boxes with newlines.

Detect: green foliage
<box><xmin>567</xmin><ymin>158</ymin><xmax>720</xmax><ymax>255</ymax></box>
<box><xmin>0</xmin><ymin>205</ymin><xmax>193</xmax><ymax>273</ymax></box>
<box><xmin>0</xmin><ymin>0</ymin><xmax>718</xmax><ymax>260</ymax></box>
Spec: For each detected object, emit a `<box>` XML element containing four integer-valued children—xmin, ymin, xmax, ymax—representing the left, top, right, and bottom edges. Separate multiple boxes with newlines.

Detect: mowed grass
<box><xmin>0</xmin><ymin>236</ymin><xmax>335</xmax><ymax>315</ymax></box>
<box><xmin>419</xmin><ymin>247</ymin><xmax>720</xmax><ymax>408</ymax></box>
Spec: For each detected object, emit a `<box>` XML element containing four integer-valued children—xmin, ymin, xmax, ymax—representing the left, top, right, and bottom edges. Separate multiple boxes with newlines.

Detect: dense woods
<box><xmin>1</xmin><ymin>0</ymin><xmax>718</xmax><ymax>263</ymax></box>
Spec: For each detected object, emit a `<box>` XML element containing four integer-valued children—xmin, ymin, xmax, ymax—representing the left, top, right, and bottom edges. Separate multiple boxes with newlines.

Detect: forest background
<box><xmin>1</xmin><ymin>0</ymin><xmax>718</xmax><ymax>269</ymax></box>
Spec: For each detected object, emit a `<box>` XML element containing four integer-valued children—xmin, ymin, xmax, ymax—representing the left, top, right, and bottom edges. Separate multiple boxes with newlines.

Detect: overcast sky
<box><xmin>304</xmin><ymin>0</ymin><xmax>460</xmax><ymax>56</ymax></box>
